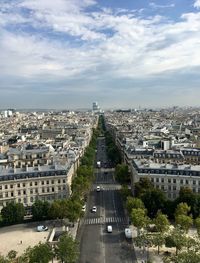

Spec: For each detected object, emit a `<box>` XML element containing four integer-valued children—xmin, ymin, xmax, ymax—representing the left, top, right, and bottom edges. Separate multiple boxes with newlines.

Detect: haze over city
<box><xmin>0</xmin><ymin>0</ymin><xmax>200</xmax><ymax>109</ymax></box>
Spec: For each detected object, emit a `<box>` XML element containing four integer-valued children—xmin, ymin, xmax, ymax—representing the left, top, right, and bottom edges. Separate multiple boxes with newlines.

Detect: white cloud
<box><xmin>149</xmin><ymin>2</ymin><xmax>175</xmax><ymax>9</ymax></box>
<box><xmin>194</xmin><ymin>0</ymin><xmax>200</xmax><ymax>9</ymax></box>
<box><xmin>0</xmin><ymin>0</ymin><xmax>200</xmax><ymax>97</ymax></box>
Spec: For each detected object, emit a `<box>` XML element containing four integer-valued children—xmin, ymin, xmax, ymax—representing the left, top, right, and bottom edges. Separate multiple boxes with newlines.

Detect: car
<box><xmin>91</xmin><ymin>206</ymin><xmax>97</xmax><ymax>213</ymax></box>
<box><xmin>82</xmin><ymin>204</ymin><xmax>86</xmax><ymax>212</ymax></box>
<box><xmin>125</xmin><ymin>228</ymin><xmax>132</xmax><ymax>239</ymax></box>
<box><xmin>107</xmin><ymin>225</ymin><xmax>112</xmax><ymax>233</ymax></box>
<box><xmin>96</xmin><ymin>186</ymin><xmax>101</xmax><ymax>192</ymax></box>
<box><xmin>37</xmin><ymin>225</ymin><xmax>48</xmax><ymax>232</ymax></box>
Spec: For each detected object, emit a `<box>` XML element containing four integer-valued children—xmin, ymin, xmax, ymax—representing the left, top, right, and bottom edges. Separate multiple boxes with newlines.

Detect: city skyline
<box><xmin>0</xmin><ymin>0</ymin><xmax>200</xmax><ymax>109</ymax></box>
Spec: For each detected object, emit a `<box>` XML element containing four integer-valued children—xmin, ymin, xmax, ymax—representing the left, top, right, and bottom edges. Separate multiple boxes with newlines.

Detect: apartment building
<box><xmin>0</xmin><ymin>163</ymin><xmax>74</xmax><ymax>212</ymax></box>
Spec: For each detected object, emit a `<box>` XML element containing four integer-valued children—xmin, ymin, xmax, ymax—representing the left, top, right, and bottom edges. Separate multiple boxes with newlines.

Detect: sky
<box><xmin>0</xmin><ymin>0</ymin><xmax>200</xmax><ymax>109</ymax></box>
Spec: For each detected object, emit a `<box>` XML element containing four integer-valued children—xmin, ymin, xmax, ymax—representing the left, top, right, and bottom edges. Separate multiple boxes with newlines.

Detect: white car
<box><xmin>37</xmin><ymin>225</ymin><xmax>48</xmax><ymax>232</ymax></box>
<box><xmin>107</xmin><ymin>225</ymin><xmax>112</xmax><ymax>233</ymax></box>
<box><xmin>82</xmin><ymin>204</ymin><xmax>86</xmax><ymax>212</ymax></box>
<box><xmin>91</xmin><ymin>206</ymin><xmax>97</xmax><ymax>213</ymax></box>
<box><xmin>96</xmin><ymin>186</ymin><xmax>101</xmax><ymax>192</ymax></box>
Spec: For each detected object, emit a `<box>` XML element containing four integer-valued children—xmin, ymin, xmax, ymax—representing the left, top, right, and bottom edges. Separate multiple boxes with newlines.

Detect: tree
<box><xmin>1</xmin><ymin>202</ymin><xmax>25</xmax><ymax>225</ymax></box>
<box><xmin>48</xmin><ymin>200</ymin><xmax>68</xmax><ymax>219</ymax></box>
<box><xmin>165</xmin><ymin>250</ymin><xmax>200</xmax><ymax>263</ymax></box>
<box><xmin>134</xmin><ymin>177</ymin><xmax>154</xmax><ymax>198</ymax></box>
<box><xmin>165</xmin><ymin>226</ymin><xmax>187</xmax><ymax>255</ymax></box>
<box><xmin>56</xmin><ymin>233</ymin><xmax>79</xmax><ymax>263</ymax></box>
<box><xmin>141</xmin><ymin>188</ymin><xmax>167</xmax><ymax>218</ymax></box>
<box><xmin>120</xmin><ymin>185</ymin><xmax>132</xmax><ymax>201</ymax></box>
<box><xmin>7</xmin><ymin>250</ymin><xmax>17</xmax><ymax>260</ymax></box>
<box><xmin>195</xmin><ymin>217</ymin><xmax>200</xmax><ymax>236</ymax></box>
<box><xmin>115</xmin><ymin>164</ymin><xmax>130</xmax><ymax>183</ymax></box>
<box><xmin>175</xmin><ymin>215</ymin><xmax>193</xmax><ymax>233</ymax></box>
<box><xmin>131</xmin><ymin>208</ymin><xmax>149</xmax><ymax>235</ymax></box>
<box><xmin>26</xmin><ymin>243</ymin><xmax>53</xmax><ymax>263</ymax></box>
<box><xmin>153</xmin><ymin>211</ymin><xmax>170</xmax><ymax>254</ymax></box>
<box><xmin>175</xmin><ymin>203</ymin><xmax>191</xmax><ymax>218</ymax></box>
<box><xmin>126</xmin><ymin>197</ymin><xmax>144</xmax><ymax>215</ymax></box>
<box><xmin>175</xmin><ymin>203</ymin><xmax>192</xmax><ymax>233</ymax></box>
<box><xmin>66</xmin><ymin>198</ymin><xmax>82</xmax><ymax>224</ymax></box>
<box><xmin>32</xmin><ymin>200</ymin><xmax>50</xmax><ymax>221</ymax></box>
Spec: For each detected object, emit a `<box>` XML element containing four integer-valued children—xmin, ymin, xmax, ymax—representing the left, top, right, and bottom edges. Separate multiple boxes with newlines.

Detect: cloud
<box><xmin>149</xmin><ymin>2</ymin><xmax>175</xmax><ymax>9</ymax></box>
<box><xmin>0</xmin><ymin>0</ymin><xmax>200</xmax><ymax>107</ymax></box>
<box><xmin>194</xmin><ymin>0</ymin><xmax>200</xmax><ymax>9</ymax></box>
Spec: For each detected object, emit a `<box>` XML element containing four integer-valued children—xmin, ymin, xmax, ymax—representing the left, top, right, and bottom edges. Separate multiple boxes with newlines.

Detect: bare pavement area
<box><xmin>0</xmin><ymin>223</ymin><xmax>49</xmax><ymax>257</ymax></box>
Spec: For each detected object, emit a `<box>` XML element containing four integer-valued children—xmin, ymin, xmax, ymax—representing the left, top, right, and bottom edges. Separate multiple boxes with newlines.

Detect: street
<box><xmin>77</xmin><ymin>137</ymin><xmax>136</xmax><ymax>263</ymax></box>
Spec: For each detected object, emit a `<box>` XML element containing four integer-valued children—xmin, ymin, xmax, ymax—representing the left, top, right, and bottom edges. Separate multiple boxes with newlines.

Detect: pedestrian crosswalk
<box><xmin>84</xmin><ymin>216</ymin><xmax>127</xmax><ymax>225</ymax></box>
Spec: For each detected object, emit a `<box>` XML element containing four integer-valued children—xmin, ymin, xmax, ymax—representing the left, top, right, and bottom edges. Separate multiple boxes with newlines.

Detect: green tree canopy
<box><xmin>26</xmin><ymin>243</ymin><xmax>53</xmax><ymax>263</ymax></box>
<box><xmin>56</xmin><ymin>233</ymin><xmax>79</xmax><ymax>263</ymax></box>
<box><xmin>1</xmin><ymin>202</ymin><xmax>25</xmax><ymax>225</ymax></box>
<box><xmin>126</xmin><ymin>197</ymin><xmax>145</xmax><ymax>215</ymax></box>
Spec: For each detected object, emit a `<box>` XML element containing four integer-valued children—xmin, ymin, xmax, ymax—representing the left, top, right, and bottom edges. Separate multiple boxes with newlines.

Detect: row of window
<box><xmin>0</xmin><ymin>170</ymin><xmax>67</xmax><ymax>181</ymax></box>
<box><xmin>151</xmin><ymin>177</ymin><xmax>200</xmax><ymax>185</ymax></box>
<box><xmin>0</xmin><ymin>185</ymin><xmax>67</xmax><ymax>198</ymax></box>
<box><xmin>0</xmin><ymin>179</ymin><xmax>66</xmax><ymax>190</ymax></box>
<box><xmin>138</xmin><ymin>168</ymin><xmax>200</xmax><ymax>177</ymax></box>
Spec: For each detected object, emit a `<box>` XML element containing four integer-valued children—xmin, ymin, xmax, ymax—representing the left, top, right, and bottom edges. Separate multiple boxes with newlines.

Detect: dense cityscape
<box><xmin>0</xmin><ymin>105</ymin><xmax>200</xmax><ymax>262</ymax></box>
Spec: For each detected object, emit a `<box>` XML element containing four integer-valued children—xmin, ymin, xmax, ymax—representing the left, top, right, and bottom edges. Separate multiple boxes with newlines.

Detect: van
<box><xmin>107</xmin><ymin>225</ymin><xmax>112</xmax><ymax>233</ymax></box>
<box><xmin>125</xmin><ymin>228</ymin><xmax>132</xmax><ymax>239</ymax></box>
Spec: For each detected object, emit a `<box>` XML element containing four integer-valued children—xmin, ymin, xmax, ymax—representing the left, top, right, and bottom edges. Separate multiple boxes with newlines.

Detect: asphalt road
<box><xmin>77</xmin><ymin>137</ymin><xmax>136</xmax><ymax>263</ymax></box>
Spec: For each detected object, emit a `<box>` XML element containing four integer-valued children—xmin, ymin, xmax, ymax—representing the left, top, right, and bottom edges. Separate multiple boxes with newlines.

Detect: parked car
<box><xmin>124</xmin><ymin>228</ymin><xmax>132</xmax><ymax>239</ymax></box>
<box><xmin>107</xmin><ymin>225</ymin><xmax>112</xmax><ymax>233</ymax></box>
<box><xmin>82</xmin><ymin>204</ymin><xmax>86</xmax><ymax>212</ymax></box>
<box><xmin>96</xmin><ymin>186</ymin><xmax>101</xmax><ymax>192</ymax></box>
<box><xmin>91</xmin><ymin>206</ymin><xmax>97</xmax><ymax>213</ymax></box>
<box><xmin>37</xmin><ymin>225</ymin><xmax>48</xmax><ymax>232</ymax></box>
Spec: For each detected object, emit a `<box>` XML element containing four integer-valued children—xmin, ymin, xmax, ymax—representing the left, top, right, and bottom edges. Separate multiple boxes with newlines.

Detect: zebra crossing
<box><xmin>84</xmin><ymin>216</ymin><xmax>127</xmax><ymax>225</ymax></box>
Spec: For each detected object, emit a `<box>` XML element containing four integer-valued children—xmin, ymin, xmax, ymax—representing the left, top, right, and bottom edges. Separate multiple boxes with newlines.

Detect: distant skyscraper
<box><xmin>92</xmin><ymin>102</ymin><xmax>100</xmax><ymax>112</ymax></box>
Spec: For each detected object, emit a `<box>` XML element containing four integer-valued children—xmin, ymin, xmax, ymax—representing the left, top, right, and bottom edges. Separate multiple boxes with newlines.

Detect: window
<box><xmin>58</xmin><ymin>179</ymin><xmax>60</xmax><ymax>184</ymax></box>
<box><xmin>42</xmin><ymin>181</ymin><xmax>44</xmax><ymax>185</ymax></box>
<box><xmin>186</xmin><ymin>180</ymin><xmax>189</xmax><ymax>184</ymax></box>
<box><xmin>5</xmin><ymin>185</ymin><xmax>8</xmax><ymax>190</ymax></box>
<box><xmin>47</xmin><ymin>180</ymin><xmax>49</xmax><ymax>185</ymax></box>
<box><xmin>5</xmin><ymin>192</ymin><xmax>8</xmax><ymax>198</ymax></box>
<box><xmin>17</xmin><ymin>183</ymin><xmax>20</xmax><ymax>188</ymax></box>
<box><xmin>11</xmin><ymin>192</ymin><xmax>14</xmax><ymax>197</ymax></box>
<box><xmin>47</xmin><ymin>187</ymin><xmax>49</xmax><ymax>193</ymax></box>
<box><xmin>18</xmin><ymin>191</ymin><xmax>21</xmax><ymax>195</ymax></box>
<box><xmin>168</xmin><ymin>179</ymin><xmax>171</xmax><ymax>183</ymax></box>
<box><xmin>58</xmin><ymin>186</ymin><xmax>61</xmax><ymax>191</ymax></box>
<box><xmin>51</xmin><ymin>180</ymin><xmax>54</xmax><ymax>184</ymax></box>
<box><xmin>42</xmin><ymin>188</ymin><xmax>45</xmax><ymax>193</ymax></box>
<box><xmin>10</xmin><ymin>185</ymin><xmax>13</xmax><ymax>189</ymax></box>
<box><xmin>63</xmin><ymin>179</ymin><xmax>66</xmax><ymax>183</ymax></box>
<box><xmin>23</xmin><ymin>183</ymin><xmax>25</xmax><ymax>187</ymax></box>
<box><xmin>35</xmin><ymin>189</ymin><xmax>38</xmax><ymax>193</ymax></box>
<box><xmin>30</xmin><ymin>182</ymin><xmax>32</xmax><ymax>187</ymax></box>
<box><xmin>30</xmin><ymin>189</ymin><xmax>33</xmax><ymax>194</ymax></box>
<box><xmin>180</xmin><ymin>179</ymin><xmax>183</xmax><ymax>184</ymax></box>
<box><xmin>161</xmin><ymin>178</ymin><xmax>164</xmax><ymax>183</ymax></box>
<box><xmin>52</xmin><ymin>187</ymin><xmax>54</xmax><ymax>192</ymax></box>
<box><xmin>0</xmin><ymin>186</ymin><xmax>2</xmax><ymax>190</ymax></box>
<box><xmin>173</xmin><ymin>179</ymin><xmax>176</xmax><ymax>184</ymax></box>
<box><xmin>173</xmin><ymin>186</ymin><xmax>176</xmax><ymax>191</ymax></box>
<box><xmin>63</xmin><ymin>186</ymin><xmax>66</xmax><ymax>190</ymax></box>
<box><xmin>35</xmin><ymin>181</ymin><xmax>37</xmax><ymax>186</ymax></box>
<box><xmin>24</xmin><ymin>198</ymin><xmax>27</xmax><ymax>203</ymax></box>
<box><xmin>23</xmin><ymin>190</ymin><xmax>26</xmax><ymax>195</ymax></box>
<box><xmin>30</xmin><ymin>197</ymin><xmax>34</xmax><ymax>202</ymax></box>
<box><xmin>18</xmin><ymin>198</ymin><xmax>21</xmax><ymax>203</ymax></box>
<box><xmin>193</xmin><ymin>180</ymin><xmax>196</xmax><ymax>185</ymax></box>
<box><xmin>156</xmin><ymin>178</ymin><xmax>159</xmax><ymax>183</ymax></box>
